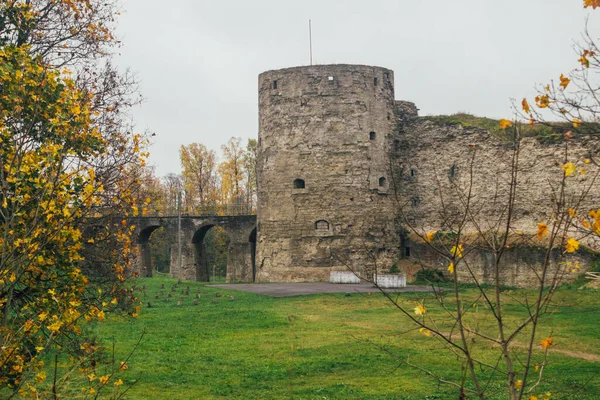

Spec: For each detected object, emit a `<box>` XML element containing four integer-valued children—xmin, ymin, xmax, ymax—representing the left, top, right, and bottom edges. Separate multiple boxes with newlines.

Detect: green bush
<box><xmin>414</xmin><ymin>269</ymin><xmax>447</xmax><ymax>283</ymax></box>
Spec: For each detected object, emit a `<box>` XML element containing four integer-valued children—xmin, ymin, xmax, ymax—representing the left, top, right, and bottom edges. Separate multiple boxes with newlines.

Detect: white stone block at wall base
<box><xmin>330</xmin><ymin>271</ymin><xmax>361</xmax><ymax>284</ymax></box>
<box><xmin>375</xmin><ymin>274</ymin><xmax>406</xmax><ymax>288</ymax></box>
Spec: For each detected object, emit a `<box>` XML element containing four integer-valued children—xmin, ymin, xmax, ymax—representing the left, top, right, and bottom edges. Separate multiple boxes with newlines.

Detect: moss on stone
<box><xmin>420</xmin><ymin>113</ymin><xmax>564</xmax><ymax>142</ymax></box>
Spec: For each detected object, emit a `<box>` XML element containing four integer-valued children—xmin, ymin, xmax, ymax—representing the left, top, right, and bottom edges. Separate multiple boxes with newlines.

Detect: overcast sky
<box><xmin>114</xmin><ymin>0</ymin><xmax>598</xmax><ymax>177</ymax></box>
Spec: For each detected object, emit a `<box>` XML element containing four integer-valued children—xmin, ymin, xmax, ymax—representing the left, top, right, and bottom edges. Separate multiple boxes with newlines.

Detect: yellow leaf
<box><xmin>114</xmin><ymin>379</ymin><xmax>123</xmax><ymax>386</ymax></box>
<box><xmin>515</xmin><ymin>380</ymin><xmax>523</xmax><ymax>389</ymax></box>
<box><xmin>450</xmin><ymin>244</ymin><xmax>464</xmax><ymax>258</ymax></box>
<box><xmin>573</xmin><ymin>118</ymin><xmax>580</xmax><ymax>128</ymax></box>
<box><xmin>499</xmin><ymin>119</ymin><xmax>512</xmax><ymax>129</ymax></box>
<box><xmin>537</xmin><ymin>222</ymin><xmax>548</xmax><ymax>240</ymax></box>
<box><xmin>99</xmin><ymin>375</ymin><xmax>110</xmax><ymax>385</ymax></box>
<box><xmin>35</xmin><ymin>372</ymin><xmax>46</xmax><ymax>383</ymax></box>
<box><xmin>424</xmin><ymin>231</ymin><xmax>436</xmax><ymax>243</ymax></box>
<box><xmin>419</xmin><ymin>327</ymin><xmax>432</xmax><ymax>337</ymax></box>
<box><xmin>47</xmin><ymin>321</ymin><xmax>62</xmax><ymax>332</ymax></box>
<box><xmin>584</xmin><ymin>0</ymin><xmax>600</xmax><ymax>9</ymax></box>
<box><xmin>562</xmin><ymin>162</ymin><xmax>577</xmax><ymax>177</ymax></box>
<box><xmin>559</xmin><ymin>73</ymin><xmax>570</xmax><ymax>89</ymax></box>
<box><xmin>447</xmin><ymin>262</ymin><xmax>455</xmax><ymax>274</ymax></box>
<box><xmin>568</xmin><ymin>208</ymin><xmax>576</xmax><ymax>218</ymax></box>
<box><xmin>540</xmin><ymin>337</ymin><xmax>553</xmax><ymax>349</ymax></box>
<box><xmin>414</xmin><ymin>304</ymin><xmax>426</xmax><ymax>316</ymax></box>
<box><xmin>522</xmin><ymin>98</ymin><xmax>530</xmax><ymax>114</ymax></box>
<box><xmin>535</xmin><ymin>95</ymin><xmax>549</xmax><ymax>108</ymax></box>
<box><xmin>565</xmin><ymin>237</ymin><xmax>580</xmax><ymax>253</ymax></box>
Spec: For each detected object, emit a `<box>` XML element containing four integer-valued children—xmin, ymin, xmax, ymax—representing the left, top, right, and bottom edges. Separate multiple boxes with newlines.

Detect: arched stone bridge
<box><xmin>131</xmin><ymin>215</ymin><xmax>256</xmax><ymax>282</ymax></box>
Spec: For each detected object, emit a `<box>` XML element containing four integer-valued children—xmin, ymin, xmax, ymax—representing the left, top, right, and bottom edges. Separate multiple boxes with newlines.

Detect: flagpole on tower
<box><xmin>309</xmin><ymin>19</ymin><xmax>313</xmax><ymax>65</ymax></box>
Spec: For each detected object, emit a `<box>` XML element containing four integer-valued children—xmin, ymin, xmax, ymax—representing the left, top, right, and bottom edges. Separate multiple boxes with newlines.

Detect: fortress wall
<box><xmin>394</xmin><ymin>116</ymin><xmax>600</xmax><ymax>234</ymax></box>
<box><xmin>393</xmin><ymin>109</ymin><xmax>600</xmax><ymax>286</ymax></box>
<box><xmin>252</xmin><ymin>62</ymin><xmax>600</xmax><ymax>286</ymax></box>
<box><xmin>256</xmin><ymin>65</ymin><xmax>400</xmax><ymax>282</ymax></box>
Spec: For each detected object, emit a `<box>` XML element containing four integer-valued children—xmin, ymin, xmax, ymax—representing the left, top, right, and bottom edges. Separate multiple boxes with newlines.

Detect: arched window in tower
<box><xmin>293</xmin><ymin>179</ymin><xmax>305</xmax><ymax>189</ymax></box>
<box><xmin>273</xmin><ymin>80</ymin><xmax>278</xmax><ymax>89</ymax></box>
<box><xmin>369</xmin><ymin>131</ymin><xmax>376</xmax><ymax>141</ymax></box>
<box><xmin>315</xmin><ymin>220</ymin><xmax>330</xmax><ymax>231</ymax></box>
<box><xmin>379</xmin><ymin>177</ymin><xmax>387</xmax><ymax>187</ymax></box>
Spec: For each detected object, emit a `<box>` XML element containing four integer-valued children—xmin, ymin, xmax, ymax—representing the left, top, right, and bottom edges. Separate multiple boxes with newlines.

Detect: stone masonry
<box><xmin>256</xmin><ymin>65</ymin><xmax>399</xmax><ymax>282</ymax></box>
<box><xmin>132</xmin><ymin>216</ymin><xmax>256</xmax><ymax>282</ymax></box>
<box><xmin>135</xmin><ymin>63</ymin><xmax>600</xmax><ymax>286</ymax></box>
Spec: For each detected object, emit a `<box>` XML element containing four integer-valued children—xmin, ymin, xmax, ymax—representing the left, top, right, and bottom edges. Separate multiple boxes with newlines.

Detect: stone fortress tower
<box><xmin>255</xmin><ymin>64</ymin><xmax>400</xmax><ymax>282</ymax></box>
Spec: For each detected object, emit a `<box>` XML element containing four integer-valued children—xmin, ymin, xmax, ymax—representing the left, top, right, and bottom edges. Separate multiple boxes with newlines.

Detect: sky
<box><xmin>114</xmin><ymin>0</ymin><xmax>598</xmax><ymax>177</ymax></box>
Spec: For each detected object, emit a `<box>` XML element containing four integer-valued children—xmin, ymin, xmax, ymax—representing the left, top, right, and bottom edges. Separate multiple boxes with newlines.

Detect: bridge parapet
<box><xmin>141</xmin><ymin>203</ymin><xmax>256</xmax><ymax>218</ymax></box>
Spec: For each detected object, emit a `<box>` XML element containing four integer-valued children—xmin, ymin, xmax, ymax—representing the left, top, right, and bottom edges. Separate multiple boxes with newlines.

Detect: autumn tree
<box><xmin>242</xmin><ymin>138</ymin><xmax>258</xmax><ymax>211</ymax></box>
<box><xmin>0</xmin><ymin>0</ymin><xmax>146</xmax><ymax>396</ymax></box>
<box><xmin>162</xmin><ymin>173</ymin><xmax>184</xmax><ymax>215</ymax></box>
<box><xmin>179</xmin><ymin>143</ymin><xmax>218</xmax><ymax>213</ymax></box>
<box><xmin>218</xmin><ymin>137</ymin><xmax>245</xmax><ymax>211</ymax></box>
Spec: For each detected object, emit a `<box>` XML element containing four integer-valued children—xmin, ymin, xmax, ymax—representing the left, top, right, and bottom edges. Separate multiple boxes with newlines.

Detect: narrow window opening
<box><xmin>374</xmin><ymin>77</ymin><xmax>378</xmax><ymax>86</ymax></box>
<box><xmin>369</xmin><ymin>131</ymin><xmax>376</xmax><ymax>141</ymax></box>
<box><xmin>449</xmin><ymin>164</ymin><xmax>457</xmax><ymax>181</ymax></box>
<box><xmin>315</xmin><ymin>220</ymin><xmax>329</xmax><ymax>231</ymax></box>
<box><xmin>387</xmin><ymin>113</ymin><xmax>391</xmax><ymax>120</ymax></box>
<box><xmin>411</xmin><ymin>197</ymin><xmax>420</xmax><ymax>207</ymax></box>
<box><xmin>293</xmin><ymin>178</ymin><xmax>305</xmax><ymax>189</ymax></box>
<box><xmin>405</xmin><ymin>247</ymin><xmax>411</xmax><ymax>257</ymax></box>
<box><xmin>273</xmin><ymin>80</ymin><xmax>278</xmax><ymax>89</ymax></box>
<box><xmin>379</xmin><ymin>177</ymin><xmax>386</xmax><ymax>187</ymax></box>
<box><xmin>410</xmin><ymin>168</ymin><xmax>416</xmax><ymax>177</ymax></box>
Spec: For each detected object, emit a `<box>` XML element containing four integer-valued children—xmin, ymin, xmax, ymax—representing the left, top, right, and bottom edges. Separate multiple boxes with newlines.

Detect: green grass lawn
<box><xmin>90</xmin><ymin>277</ymin><xmax>600</xmax><ymax>399</ymax></box>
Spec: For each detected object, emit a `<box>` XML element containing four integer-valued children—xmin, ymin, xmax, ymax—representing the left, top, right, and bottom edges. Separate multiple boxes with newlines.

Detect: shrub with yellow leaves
<box><xmin>0</xmin><ymin>0</ymin><xmax>146</xmax><ymax>396</ymax></box>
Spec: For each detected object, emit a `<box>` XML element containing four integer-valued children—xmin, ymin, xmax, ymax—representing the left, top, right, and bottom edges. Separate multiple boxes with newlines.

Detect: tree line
<box><xmin>141</xmin><ymin>137</ymin><xmax>258</xmax><ymax>216</ymax></box>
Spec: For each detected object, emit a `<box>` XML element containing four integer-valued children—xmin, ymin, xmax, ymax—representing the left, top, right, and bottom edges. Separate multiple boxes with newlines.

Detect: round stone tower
<box><xmin>256</xmin><ymin>64</ymin><xmax>399</xmax><ymax>282</ymax></box>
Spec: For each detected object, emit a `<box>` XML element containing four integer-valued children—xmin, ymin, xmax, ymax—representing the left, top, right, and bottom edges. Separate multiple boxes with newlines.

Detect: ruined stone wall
<box><xmin>393</xmin><ymin>106</ymin><xmax>600</xmax><ymax>286</ymax></box>
<box><xmin>394</xmin><ymin>112</ymin><xmax>600</xmax><ymax>233</ymax></box>
<box><xmin>256</xmin><ymin>65</ymin><xmax>399</xmax><ymax>282</ymax></box>
<box><xmin>253</xmin><ymin>63</ymin><xmax>600</xmax><ymax>286</ymax></box>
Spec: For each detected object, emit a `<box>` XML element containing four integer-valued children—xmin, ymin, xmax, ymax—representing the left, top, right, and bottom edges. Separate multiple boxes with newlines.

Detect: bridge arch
<box><xmin>191</xmin><ymin>224</ymin><xmax>230</xmax><ymax>282</ymax></box>
<box><xmin>132</xmin><ymin>215</ymin><xmax>256</xmax><ymax>282</ymax></box>
<box><xmin>137</xmin><ymin>224</ymin><xmax>162</xmax><ymax>277</ymax></box>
